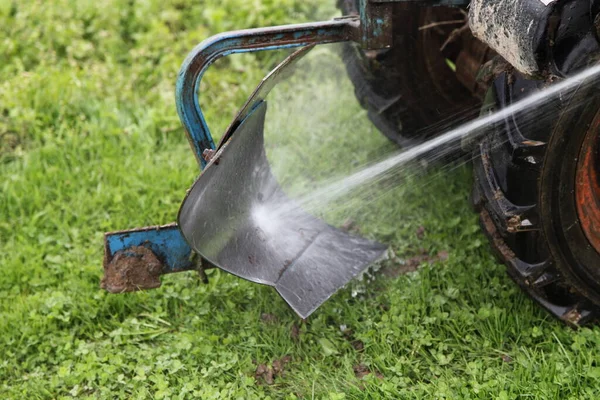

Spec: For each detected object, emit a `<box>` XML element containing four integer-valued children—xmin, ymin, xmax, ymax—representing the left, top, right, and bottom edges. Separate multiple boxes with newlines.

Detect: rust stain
<box><xmin>575</xmin><ymin>112</ymin><xmax>600</xmax><ymax>254</ymax></box>
<box><xmin>202</xmin><ymin>148</ymin><xmax>220</xmax><ymax>165</ymax></box>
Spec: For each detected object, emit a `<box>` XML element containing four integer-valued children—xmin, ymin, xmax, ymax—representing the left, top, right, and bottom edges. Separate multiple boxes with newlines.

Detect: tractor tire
<box><xmin>473</xmin><ymin>68</ymin><xmax>600</xmax><ymax>326</ymax></box>
<box><xmin>472</xmin><ymin>2</ymin><xmax>600</xmax><ymax>326</ymax></box>
<box><xmin>338</xmin><ymin>1</ymin><xmax>483</xmax><ymax>147</ymax></box>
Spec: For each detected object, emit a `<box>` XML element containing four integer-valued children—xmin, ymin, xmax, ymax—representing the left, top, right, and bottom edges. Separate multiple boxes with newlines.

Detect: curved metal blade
<box><xmin>178</xmin><ymin>49</ymin><xmax>387</xmax><ymax>318</ymax></box>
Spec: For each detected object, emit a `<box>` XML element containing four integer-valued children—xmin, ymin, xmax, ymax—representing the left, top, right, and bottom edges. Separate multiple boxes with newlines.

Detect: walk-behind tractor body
<box><xmin>102</xmin><ymin>0</ymin><xmax>600</xmax><ymax>325</ymax></box>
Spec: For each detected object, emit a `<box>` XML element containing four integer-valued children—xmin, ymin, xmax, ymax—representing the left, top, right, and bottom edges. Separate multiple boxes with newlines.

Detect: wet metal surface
<box><xmin>178</xmin><ymin>102</ymin><xmax>387</xmax><ymax>318</ymax></box>
<box><xmin>216</xmin><ymin>46</ymin><xmax>315</xmax><ymax>150</ymax></box>
<box><xmin>104</xmin><ymin>2</ymin><xmax>431</xmax><ymax>305</ymax></box>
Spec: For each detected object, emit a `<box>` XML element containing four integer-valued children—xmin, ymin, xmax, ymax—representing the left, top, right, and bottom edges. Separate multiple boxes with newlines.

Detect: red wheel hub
<box><xmin>576</xmin><ymin>109</ymin><xmax>600</xmax><ymax>254</ymax></box>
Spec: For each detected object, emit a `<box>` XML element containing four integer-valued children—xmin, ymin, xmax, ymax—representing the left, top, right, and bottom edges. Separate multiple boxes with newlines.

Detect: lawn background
<box><xmin>2</xmin><ymin>1</ymin><xmax>600</xmax><ymax>399</ymax></box>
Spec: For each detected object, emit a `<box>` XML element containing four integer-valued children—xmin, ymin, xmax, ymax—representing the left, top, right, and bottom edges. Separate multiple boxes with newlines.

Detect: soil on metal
<box><xmin>479</xmin><ymin>209</ymin><xmax>517</xmax><ymax>264</ymax></box>
<box><xmin>101</xmin><ymin>246</ymin><xmax>164</xmax><ymax>293</ymax></box>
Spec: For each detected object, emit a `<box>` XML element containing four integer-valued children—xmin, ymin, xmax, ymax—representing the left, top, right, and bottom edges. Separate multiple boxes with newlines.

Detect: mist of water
<box><xmin>263</xmin><ymin>63</ymin><xmax>600</xmax><ymax>224</ymax></box>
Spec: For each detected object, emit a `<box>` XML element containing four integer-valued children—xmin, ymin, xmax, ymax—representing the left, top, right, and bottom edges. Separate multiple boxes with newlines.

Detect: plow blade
<box><xmin>178</xmin><ymin>48</ymin><xmax>387</xmax><ymax>318</ymax></box>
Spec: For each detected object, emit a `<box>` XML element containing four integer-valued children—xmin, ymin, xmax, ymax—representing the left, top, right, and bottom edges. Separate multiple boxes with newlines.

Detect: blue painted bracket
<box><xmin>104</xmin><ymin>223</ymin><xmax>194</xmax><ymax>273</ymax></box>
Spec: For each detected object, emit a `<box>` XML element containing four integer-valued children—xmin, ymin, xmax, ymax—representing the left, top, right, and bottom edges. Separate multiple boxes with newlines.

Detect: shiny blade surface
<box><xmin>178</xmin><ymin>49</ymin><xmax>387</xmax><ymax>318</ymax></box>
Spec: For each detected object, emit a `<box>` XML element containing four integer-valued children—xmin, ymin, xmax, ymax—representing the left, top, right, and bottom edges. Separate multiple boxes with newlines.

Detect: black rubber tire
<box><xmin>472</xmin><ymin>70</ymin><xmax>600</xmax><ymax>326</ymax></box>
<box><xmin>338</xmin><ymin>1</ymin><xmax>480</xmax><ymax>147</ymax></box>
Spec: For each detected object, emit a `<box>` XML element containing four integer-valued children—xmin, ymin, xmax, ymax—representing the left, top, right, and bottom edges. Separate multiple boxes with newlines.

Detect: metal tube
<box><xmin>175</xmin><ymin>18</ymin><xmax>360</xmax><ymax>167</ymax></box>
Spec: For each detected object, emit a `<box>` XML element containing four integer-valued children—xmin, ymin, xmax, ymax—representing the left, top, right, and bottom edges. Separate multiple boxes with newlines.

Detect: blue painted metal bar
<box><xmin>175</xmin><ymin>18</ymin><xmax>359</xmax><ymax>168</ymax></box>
<box><xmin>104</xmin><ymin>223</ymin><xmax>194</xmax><ymax>273</ymax></box>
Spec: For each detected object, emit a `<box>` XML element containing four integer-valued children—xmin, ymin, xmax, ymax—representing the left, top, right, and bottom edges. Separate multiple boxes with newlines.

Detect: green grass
<box><xmin>3</xmin><ymin>1</ymin><xmax>600</xmax><ymax>399</ymax></box>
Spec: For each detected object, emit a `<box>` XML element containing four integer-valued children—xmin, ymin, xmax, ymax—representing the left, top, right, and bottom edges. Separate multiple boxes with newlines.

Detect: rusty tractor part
<box><xmin>576</xmin><ymin>114</ymin><xmax>600</xmax><ymax>256</ymax></box>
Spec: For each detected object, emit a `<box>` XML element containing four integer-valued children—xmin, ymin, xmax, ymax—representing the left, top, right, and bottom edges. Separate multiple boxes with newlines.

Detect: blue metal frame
<box><xmin>175</xmin><ymin>18</ymin><xmax>359</xmax><ymax>168</ymax></box>
<box><xmin>104</xmin><ymin>224</ymin><xmax>194</xmax><ymax>273</ymax></box>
